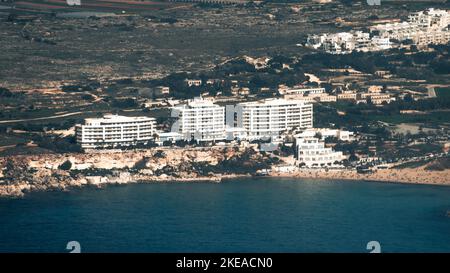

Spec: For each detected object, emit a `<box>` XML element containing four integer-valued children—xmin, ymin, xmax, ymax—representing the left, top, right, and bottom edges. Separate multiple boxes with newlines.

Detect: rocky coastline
<box><xmin>0</xmin><ymin>172</ymin><xmax>249</xmax><ymax>198</ymax></box>
<box><xmin>1</xmin><ymin>146</ymin><xmax>449</xmax><ymax>198</ymax></box>
<box><xmin>0</xmin><ymin>146</ymin><xmax>269</xmax><ymax>197</ymax></box>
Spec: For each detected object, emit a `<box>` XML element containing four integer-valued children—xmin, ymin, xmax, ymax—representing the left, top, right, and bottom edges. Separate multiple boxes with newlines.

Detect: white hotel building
<box><xmin>232</xmin><ymin>98</ymin><xmax>313</xmax><ymax>140</ymax></box>
<box><xmin>171</xmin><ymin>97</ymin><xmax>226</xmax><ymax>142</ymax></box>
<box><xmin>296</xmin><ymin>137</ymin><xmax>345</xmax><ymax>167</ymax></box>
<box><xmin>76</xmin><ymin>114</ymin><xmax>157</xmax><ymax>149</ymax></box>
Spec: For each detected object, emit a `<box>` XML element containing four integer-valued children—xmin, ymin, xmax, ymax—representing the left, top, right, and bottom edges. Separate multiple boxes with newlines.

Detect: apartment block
<box><xmin>171</xmin><ymin>97</ymin><xmax>226</xmax><ymax>141</ymax></box>
<box><xmin>234</xmin><ymin>98</ymin><xmax>313</xmax><ymax>140</ymax></box>
<box><xmin>76</xmin><ymin>114</ymin><xmax>157</xmax><ymax>149</ymax></box>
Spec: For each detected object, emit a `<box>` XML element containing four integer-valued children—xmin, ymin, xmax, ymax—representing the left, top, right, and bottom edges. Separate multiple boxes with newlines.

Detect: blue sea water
<box><xmin>0</xmin><ymin>178</ymin><xmax>449</xmax><ymax>253</ymax></box>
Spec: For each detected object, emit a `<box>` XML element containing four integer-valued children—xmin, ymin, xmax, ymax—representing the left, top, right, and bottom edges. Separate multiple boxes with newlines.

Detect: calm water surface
<box><xmin>0</xmin><ymin>178</ymin><xmax>449</xmax><ymax>253</ymax></box>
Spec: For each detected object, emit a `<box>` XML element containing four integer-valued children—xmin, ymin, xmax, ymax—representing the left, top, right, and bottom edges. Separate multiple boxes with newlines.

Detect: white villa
<box><xmin>296</xmin><ymin>128</ymin><xmax>354</xmax><ymax>141</ymax></box>
<box><xmin>296</xmin><ymin>137</ymin><xmax>345</xmax><ymax>167</ymax></box>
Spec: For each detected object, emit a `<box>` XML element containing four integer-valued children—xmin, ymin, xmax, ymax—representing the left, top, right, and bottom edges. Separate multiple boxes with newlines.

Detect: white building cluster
<box><xmin>171</xmin><ymin>97</ymin><xmax>313</xmax><ymax>142</ymax></box>
<box><xmin>307</xmin><ymin>8</ymin><xmax>450</xmax><ymax>54</ymax></box>
<box><xmin>76</xmin><ymin>98</ymin><xmax>315</xmax><ymax>149</ymax></box>
<box><xmin>371</xmin><ymin>8</ymin><xmax>450</xmax><ymax>46</ymax></box>
<box><xmin>74</xmin><ymin>99</ymin><xmax>357</xmax><ymax>169</ymax></box>
<box><xmin>306</xmin><ymin>31</ymin><xmax>390</xmax><ymax>54</ymax></box>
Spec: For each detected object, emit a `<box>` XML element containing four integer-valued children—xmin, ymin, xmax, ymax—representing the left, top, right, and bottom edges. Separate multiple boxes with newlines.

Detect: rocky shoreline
<box><xmin>0</xmin><ymin>173</ymin><xmax>250</xmax><ymax>198</ymax></box>
<box><xmin>2</xmin><ymin>166</ymin><xmax>449</xmax><ymax>198</ymax></box>
<box><xmin>1</xmin><ymin>147</ymin><xmax>449</xmax><ymax>198</ymax></box>
<box><xmin>0</xmin><ymin>146</ymin><xmax>269</xmax><ymax>197</ymax></box>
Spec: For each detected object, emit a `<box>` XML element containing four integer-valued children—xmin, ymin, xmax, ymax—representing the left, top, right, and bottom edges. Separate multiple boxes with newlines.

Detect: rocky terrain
<box><xmin>1</xmin><ymin>0</ymin><xmax>426</xmax><ymax>89</ymax></box>
<box><xmin>0</xmin><ymin>145</ymin><xmax>276</xmax><ymax>197</ymax></box>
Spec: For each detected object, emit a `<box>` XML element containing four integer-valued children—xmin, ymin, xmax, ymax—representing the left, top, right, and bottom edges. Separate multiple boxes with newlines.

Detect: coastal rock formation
<box><xmin>0</xmin><ymin>146</ymin><xmax>271</xmax><ymax>197</ymax></box>
<box><xmin>1</xmin><ymin>146</ymin><xmax>448</xmax><ymax>198</ymax></box>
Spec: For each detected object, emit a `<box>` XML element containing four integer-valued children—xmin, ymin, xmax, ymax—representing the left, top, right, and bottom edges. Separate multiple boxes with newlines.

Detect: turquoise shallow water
<box><xmin>0</xmin><ymin>178</ymin><xmax>449</xmax><ymax>253</ymax></box>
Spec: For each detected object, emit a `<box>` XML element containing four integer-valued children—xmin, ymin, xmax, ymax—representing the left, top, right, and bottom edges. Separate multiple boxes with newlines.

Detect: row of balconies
<box><xmin>299</xmin><ymin>156</ymin><xmax>340</xmax><ymax>162</ymax></box>
<box><xmin>98</xmin><ymin>121</ymin><xmax>155</xmax><ymax>126</ymax></box>
<box><xmin>84</xmin><ymin>128</ymin><xmax>155</xmax><ymax>133</ymax></box>
<box><xmin>299</xmin><ymin>149</ymin><xmax>334</xmax><ymax>156</ymax></box>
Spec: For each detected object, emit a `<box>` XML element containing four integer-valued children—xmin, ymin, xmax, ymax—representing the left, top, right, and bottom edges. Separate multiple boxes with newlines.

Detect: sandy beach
<box><xmin>269</xmin><ymin>166</ymin><xmax>450</xmax><ymax>186</ymax></box>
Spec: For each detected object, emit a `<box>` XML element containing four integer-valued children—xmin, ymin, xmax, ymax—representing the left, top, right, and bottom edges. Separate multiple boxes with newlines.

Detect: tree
<box><xmin>133</xmin><ymin>157</ymin><xmax>148</xmax><ymax>170</ymax></box>
<box><xmin>59</xmin><ymin>160</ymin><xmax>72</xmax><ymax>171</ymax></box>
<box><xmin>112</xmin><ymin>98</ymin><xmax>137</xmax><ymax>108</ymax></box>
<box><xmin>0</xmin><ymin>87</ymin><xmax>13</xmax><ymax>97</ymax></box>
<box><xmin>325</xmin><ymin>136</ymin><xmax>339</xmax><ymax>144</ymax></box>
<box><xmin>340</xmin><ymin>0</ymin><xmax>354</xmax><ymax>6</ymax></box>
<box><xmin>403</xmin><ymin>94</ymin><xmax>414</xmax><ymax>102</ymax></box>
<box><xmin>349</xmin><ymin>154</ymin><xmax>359</xmax><ymax>162</ymax></box>
<box><xmin>81</xmin><ymin>94</ymin><xmax>95</xmax><ymax>101</ymax></box>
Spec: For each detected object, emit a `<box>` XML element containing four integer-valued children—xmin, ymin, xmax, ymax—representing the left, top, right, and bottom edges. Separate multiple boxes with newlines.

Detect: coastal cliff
<box><xmin>0</xmin><ymin>146</ymin><xmax>274</xmax><ymax>197</ymax></box>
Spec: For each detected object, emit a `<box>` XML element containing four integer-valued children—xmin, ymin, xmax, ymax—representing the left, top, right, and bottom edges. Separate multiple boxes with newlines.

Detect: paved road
<box><xmin>0</xmin><ymin>111</ymin><xmax>84</xmax><ymax>124</ymax></box>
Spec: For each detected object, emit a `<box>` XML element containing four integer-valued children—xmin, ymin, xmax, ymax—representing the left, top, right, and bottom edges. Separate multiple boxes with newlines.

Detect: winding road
<box><xmin>0</xmin><ymin>111</ymin><xmax>84</xmax><ymax>124</ymax></box>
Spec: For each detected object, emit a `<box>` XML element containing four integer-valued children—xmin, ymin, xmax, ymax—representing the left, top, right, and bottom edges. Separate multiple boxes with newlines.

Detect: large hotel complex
<box><xmin>74</xmin><ymin>97</ymin><xmax>334</xmax><ymax>167</ymax></box>
<box><xmin>75</xmin><ymin>114</ymin><xmax>157</xmax><ymax>149</ymax></box>
<box><xmin>77</xmin><ymin>98</ymin><xmax>313</xmax><ymax>144</ymax></box>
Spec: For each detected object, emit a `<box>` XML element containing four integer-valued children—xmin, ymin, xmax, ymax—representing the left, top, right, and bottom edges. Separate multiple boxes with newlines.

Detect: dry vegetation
<box><xmin>2</xmin><ymin>0</ymin><xmax>433</xmax><ymax>89</ymax></box>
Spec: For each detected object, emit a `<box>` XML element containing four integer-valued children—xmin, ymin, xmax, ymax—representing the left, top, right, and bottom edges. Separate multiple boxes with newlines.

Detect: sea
<box><xmin>0</xmin><ymin>177</ymin><xmax>449</xmax><ymax>253</ymax></box>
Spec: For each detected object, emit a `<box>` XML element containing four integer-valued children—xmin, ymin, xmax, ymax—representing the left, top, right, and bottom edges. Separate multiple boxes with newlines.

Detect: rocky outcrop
<box><xmin>0</xmin><ymin>146</ymin><xmax>269</xmax><ymax>197</ymax></box>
